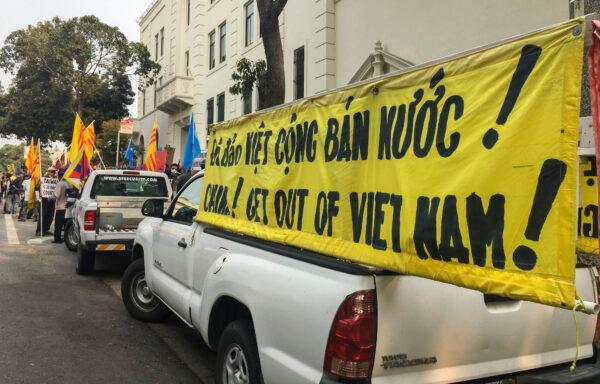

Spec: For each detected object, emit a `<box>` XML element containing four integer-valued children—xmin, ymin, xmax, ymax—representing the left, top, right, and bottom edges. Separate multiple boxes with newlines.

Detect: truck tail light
<box><xmin>84</xmin><ymin>210</ymin><xmax>97</xmax><ymax>231</ymax></box>
<box><xmin>324</xmin><ymin>289</ymin><xmax>377</xmax><ymax>380</ymax></box>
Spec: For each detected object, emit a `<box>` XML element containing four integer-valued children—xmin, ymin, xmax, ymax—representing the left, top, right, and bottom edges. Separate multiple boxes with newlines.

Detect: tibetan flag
<box><xmin>28</xmin><ymin>140</ymin><xmax>41</xmax><ymax>209</ymax></box>
<box><xmin>68</xmin><ymin>113</ymin><xmax>86</xmax><ymax>162</ymax></box>
<box><xmin>25</xmin><ymin>137</ymin><xmax>36</xmax><ymax>174</ymax></box>
<box><xmin>63</xmin><ymin>146</ymin><xmax>91</xmax><ymax>189</ymax></box>
<box><xmin>83</xmin><ymin>121</ymin><xmax>95</xmax><ymax>160</ymax></box>
<box><xmin>145</xmin><ymin>119</ymin><xmax>158</xmax><ymax>171</ymax></box>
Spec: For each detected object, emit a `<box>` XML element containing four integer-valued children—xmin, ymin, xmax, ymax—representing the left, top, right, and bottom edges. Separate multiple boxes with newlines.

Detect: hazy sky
<box><xmin>0</xmin><ymin>0</ymin><xmax>151</xmax><ymax>145</ymax></box>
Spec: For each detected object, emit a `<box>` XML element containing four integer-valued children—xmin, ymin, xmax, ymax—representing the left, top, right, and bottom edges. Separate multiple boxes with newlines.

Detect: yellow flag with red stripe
<box><xmin>83</xmin><ymin>121</ymin><xmax>96</xmax><ymax>161</ymax></box>
<box><xmin>145</xmin><ymin>119</ymin><xmax>158</xmax><ymax>171</ymax></box>
<box><xmin>25</xmin><ymin>137</ymin><xmax>36</xmax><ymax>174</ymax></box>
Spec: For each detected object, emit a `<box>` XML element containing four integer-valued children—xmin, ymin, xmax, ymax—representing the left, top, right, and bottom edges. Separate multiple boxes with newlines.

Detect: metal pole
<box><xmin>39</xmin><ymin>155</ymin><xmax>43</xmax><ymax>238</ymax></box>
<box><xmin>115</xmin><ymin>131</ymin><xmax>121</xmax><ymax>167</ymax></box>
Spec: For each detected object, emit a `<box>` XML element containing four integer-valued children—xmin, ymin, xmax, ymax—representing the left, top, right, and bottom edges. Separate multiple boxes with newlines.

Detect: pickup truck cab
<box><xmin>74</xmin><ymin>169</ymin><xmax>171</xmax><ymax>275</ymax></box>
<box><xmin>122</xmin><ymin>172</ymin><xmax>600</xmax><ymax>384</ymax></box>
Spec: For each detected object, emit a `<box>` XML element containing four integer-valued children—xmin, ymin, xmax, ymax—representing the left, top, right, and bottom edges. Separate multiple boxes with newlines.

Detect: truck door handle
<box><xmin>177</xmin><ymin>238</ymin><xmax>187</xmax><ymax>249</ymax></box>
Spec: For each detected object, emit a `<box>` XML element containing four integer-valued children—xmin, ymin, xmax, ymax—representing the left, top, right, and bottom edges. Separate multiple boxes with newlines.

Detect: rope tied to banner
<box><xmin>570</xmin><ymin>296</ymin><xmax>586</xmax><ymax>371</ymax></box>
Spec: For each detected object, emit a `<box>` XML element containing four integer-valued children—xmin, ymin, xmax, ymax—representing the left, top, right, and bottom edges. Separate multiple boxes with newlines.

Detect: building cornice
<box><xmin>138</xmin><ymin>0</ymin><xmax>163</xmax><ymax>26</ymax></box>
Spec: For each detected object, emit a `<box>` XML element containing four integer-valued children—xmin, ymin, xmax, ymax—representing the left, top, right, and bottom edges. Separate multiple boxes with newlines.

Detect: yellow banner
<box><xmin>578</xmin><ymin>157</ymin><xmax>598</xmax><ymax>255</ymax></box>
<box><xmin>197</xmin><ymin>19</ymin><xmax>585</xmax><ymax>309</ymax></box>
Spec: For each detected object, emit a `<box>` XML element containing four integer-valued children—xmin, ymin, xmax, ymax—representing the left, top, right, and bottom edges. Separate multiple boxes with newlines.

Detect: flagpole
<box><xmin>91</xmin><ymin>141</ymin><xmax>106</xmax><ymax>169</ymax></box>
<box><xmin>115</xmin><ymin>130</ymin><xmax>121</xmax><ymax>167</ymax></box>
<box><xmin>39</xmin><ymin>142</ymin><xmax>43</xmax><ymax>238</ymax></box>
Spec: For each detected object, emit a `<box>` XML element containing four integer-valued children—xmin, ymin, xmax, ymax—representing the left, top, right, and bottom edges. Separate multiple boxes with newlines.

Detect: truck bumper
<box><xmin>84</xmin><ymin>240</ymin><xmax>134</xmax><ymax>252</ymax></box>
<box><xmin>517</xmin><ymin>359</ymin><xmax>600</xmax><ymax>383</ymax></box>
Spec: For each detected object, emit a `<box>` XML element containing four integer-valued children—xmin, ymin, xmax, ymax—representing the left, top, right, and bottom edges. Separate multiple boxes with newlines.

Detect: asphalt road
<box><xmin>0</xmin><ymin>209</ymin><xmax>215</xmax><ymax>384</ymax></box>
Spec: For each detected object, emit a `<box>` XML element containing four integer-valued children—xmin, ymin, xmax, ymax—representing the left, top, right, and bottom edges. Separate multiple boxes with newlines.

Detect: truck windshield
<box><xmin>90</xmin><ymin>175</ymin><xmax>169</xmax><ymax>198</ymax></box>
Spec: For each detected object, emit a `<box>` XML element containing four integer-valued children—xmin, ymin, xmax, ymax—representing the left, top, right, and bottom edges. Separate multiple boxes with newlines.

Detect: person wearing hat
<box><xmin>53</xmin><ymin>168</ymin><xmax>71</xmax><ymax>243</ymax></box>
<box><xmin>36</xmin><ymin>167</ymin><xmax>56</xmax><ymax>236</ymax></box>
<box><xmin>7</xmin><ymin>169</ymin><xmax>23</xmax><ymax>215</ymax></box>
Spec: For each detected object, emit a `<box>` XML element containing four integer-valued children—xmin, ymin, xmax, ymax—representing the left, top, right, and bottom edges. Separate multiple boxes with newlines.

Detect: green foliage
<box><xmin>94</xmin><ymin>119</ymin><xmax>131</xmax><ymax>168</ymax></box>
<box><xmin>0</xmin><ymin>143</ymin><xmax>51</xmax><ymax>174</ymax></box>
<box><xmin>0</xmin><ymin>15</ymin><xmax>160</xmax><ymax>143</ymax></box>
<box><xmin>230</xmin><ymin>58</ymin><xmax>267</xmax><ymax>110</ymax></box>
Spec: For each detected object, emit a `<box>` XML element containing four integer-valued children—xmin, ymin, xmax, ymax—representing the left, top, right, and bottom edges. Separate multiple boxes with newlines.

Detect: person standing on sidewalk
<box><xmin>36</xmin><ymin>167</ymin><xmax>56</xmax><ymax>236</ymax></box>
<box><xmin>8</xmin><ymin>170</ymin><xmax>23</xmax><ymax>215</ymax></box>
<box><xmin>53</xmin><ymin>169</ymin><xmax>70</xmax><ymax>243</ymax></box>
<box><xmin>18</xmin><ymin>174</ymin><xmax>31</xmax><ymax>221</ymax></box>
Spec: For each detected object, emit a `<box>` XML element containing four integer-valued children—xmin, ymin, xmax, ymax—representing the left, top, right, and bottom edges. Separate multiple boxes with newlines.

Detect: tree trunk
<box><xmin>257</xmin><ymin>0</ymin><xmax>287</xmax><ymax>109</ymax></box>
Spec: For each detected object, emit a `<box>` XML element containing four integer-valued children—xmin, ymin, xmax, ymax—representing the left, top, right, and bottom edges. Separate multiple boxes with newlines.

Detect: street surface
<box><xmin>0</xmin><ymin>212</ymin><xmax>215</xmax><ymax>384</ymax></box>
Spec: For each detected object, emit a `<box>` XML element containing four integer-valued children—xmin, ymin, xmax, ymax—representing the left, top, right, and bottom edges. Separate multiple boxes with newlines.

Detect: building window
<box><xmin>219</xmin><ymin>22</ymin><xmax>226</xmax><ymax>63</ymax></box>
<box><xmin>154</xmin><ymin>33</ymin><xmax>159</xmax><ymax>60</ymax></box>
<box><xmin>217</xmin><ymin>93</ymin><xmax>225</xmax><ymax>122</ymax></box>
<box><xmin>160</xmin><ymin>28</ymin><xmax>164</xmax><ymax>56</ymax></box>
<box><xmin>207</xmin><ymin>98</ymin><xmax>214</xmax><ymax>137</ymax></box>
<box><xmin>185</xmin><ymin>51</ymin><xmax>190</xmax><ymax>76</ymax></box>
<box><xmin>294</xmin><ymin>46</ymin><xmax>305</xmax><ymax>100</ymax></box>
<box><xmin>141</xmin><ymin>90</ymin><xmax>146</xmax><ymax>115</ymax></box>
<box><xmin>209</xmin><ymin>30</ymin><xmax>216</xmax><ymax>69</ymax></box>
<box><xmin>245</xmin><ymin>1</ymin><xmax>254</xmax><ymax>47</ymax></box>
<box><xmin>186</xmin><ymin>0</ymin><xmax>191</xmax><ymax>26</ymax></box>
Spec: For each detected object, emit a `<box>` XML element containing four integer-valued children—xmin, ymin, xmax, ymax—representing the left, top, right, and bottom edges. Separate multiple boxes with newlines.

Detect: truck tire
<box><xmin>64</xmin><ymin>220</ymin><xmax>78</xmax><ymax>252</ymax></box>
<box><xmin>121</xmin><ymin>258</ymin><xmax>170</xmax><ymax>322</ymax></box>
<box><xmin>76</xmin><ymin>245</ymin><xmax>95</xmax><ymax>275</ymax></box>
<box><xmin>216</xmin><ymin>320</ymin><xmax>263</xmax><ymax>384</ymax></box>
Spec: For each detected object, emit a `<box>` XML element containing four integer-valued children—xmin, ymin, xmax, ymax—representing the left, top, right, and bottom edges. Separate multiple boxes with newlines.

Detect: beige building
<box><xmin>136</xmin><ymin>0</ymin><xmax>571</xmax><ymax>164</ymax></box>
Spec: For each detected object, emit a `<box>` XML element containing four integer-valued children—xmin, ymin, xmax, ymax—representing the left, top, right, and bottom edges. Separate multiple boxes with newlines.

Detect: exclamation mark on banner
<box><xmin>231</xmin><ymin>177</ymin><xmax>244</xmax><ymax>218</ymax></box>
<box><xmin>482</xmin><ymin>44</ymin><xmax>542</xmax><ymax>149</ymax></box>
<box><xmin>512</xmin><ymin>159</ymin><xmax>566</xmax><ymax>270</ymax></box>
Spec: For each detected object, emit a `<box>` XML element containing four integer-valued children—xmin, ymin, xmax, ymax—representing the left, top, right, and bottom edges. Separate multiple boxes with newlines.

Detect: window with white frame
<box><xmin>209</xmin><ymin>30</ymin><xmax>216</xmax><ymax>69</ymax></box>
<box><xmin>219</xmin><ymin>22</ymin><xmax>226</xmax><ymax>63</ymax></box>
<box><xmin>245</xmin><ymin>1</ymin><xmax>255</xmax><ymax>47</ymax></box>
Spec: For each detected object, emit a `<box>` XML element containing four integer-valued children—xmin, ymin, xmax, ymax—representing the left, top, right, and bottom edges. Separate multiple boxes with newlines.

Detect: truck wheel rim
<box><xmin>68</xmin><ymin>225</ymin><xmax>78</xmax><ymax>245</ymax></box>
<box><xmin>131</xmin><ymin>271</ymin><xmax>159</xmax><ymax>311</ymax></box>
<box><xmin>222</xmin><ymin>344</ymin><xmax>249</xmax><ymax>384</ymax></box>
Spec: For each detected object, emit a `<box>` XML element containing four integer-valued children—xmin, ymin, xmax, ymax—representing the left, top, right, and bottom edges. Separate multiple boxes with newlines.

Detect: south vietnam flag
<box><xmin>25</xmin><ymin>137</ymin><xmax>36</xmax><ymax>174</ymax></box>
<box><xmin>144</xmin><ymin>119</ymin><xmax>158</xmax><ymax>171</ymax></box>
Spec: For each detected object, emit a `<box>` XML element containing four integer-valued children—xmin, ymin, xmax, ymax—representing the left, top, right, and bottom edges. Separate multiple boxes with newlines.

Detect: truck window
<box><xmin>90</xmin><ymin>175</ymin><xmax>169</xmax><ymax>199</ymax></box>
<box><xmin>170</xmin><ymin>176</ymin><xmax>203</xmax><ymax>224</ymax></box>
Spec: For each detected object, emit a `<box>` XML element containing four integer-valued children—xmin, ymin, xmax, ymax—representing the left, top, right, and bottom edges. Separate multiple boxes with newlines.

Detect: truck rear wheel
<box><xmin>216</xmin><ymin>320</ymin><xmax>262</xmax><ymax>384</ymax></box>
<box><xmin>121</xmin><ymin>258</ymin><xmax>170</xmax><ymax>322</ymax></box>
<box><xmin>64</xmin><ymin>220</ymin><xmax>78</xmax><ymax>252</ymax></box>
<box><xmin>76</xmin><ymin>245</ymin><xmax>95</xmax><ymax>275</ymax></box>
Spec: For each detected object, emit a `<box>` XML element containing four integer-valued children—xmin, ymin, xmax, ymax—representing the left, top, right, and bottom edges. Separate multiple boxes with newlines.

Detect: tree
<box><xmin>230</xmin><ymin>58</ymin><xmax>267</xmax><ymax>109</ymax></box>
<box><xmin>0</xmin><ymin>143</ymin><xmax>51</xmax><ymax>174</ymax></box>
<box><xmin>0</xmin><ymin>16</ymin><xmax>160</xmax><ymax>143</ymax></box>
<box><xmin>94</xmin><ymin>119</ymin><xmax>131</xmax><ymax>168</ymax></box>
<box><xmin>230</xmin><ymin>0</ymin><xmax>287</xmax><ymax>110</ymax></box>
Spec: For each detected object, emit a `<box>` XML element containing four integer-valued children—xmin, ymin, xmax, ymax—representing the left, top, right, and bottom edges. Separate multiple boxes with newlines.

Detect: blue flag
<box><xmin>182</xmin><ymin>113</ymin><xmax>201</xmax><ymax>171</ymax></box>
<box><xmin>123</xmin><ymin>138</ymin><xmax>134</xmax><ymax>168</ymax></box>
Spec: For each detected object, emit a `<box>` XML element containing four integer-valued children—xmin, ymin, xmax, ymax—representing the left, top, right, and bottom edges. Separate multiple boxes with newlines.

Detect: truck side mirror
<box><xmin>66</xmin><ymin>189</ymin><xmax>80</xmax><ymax>198</ymax></box>
<box><xmin>142</xmin><ymin>199</ymin><xmax>164</xmax><ymax>218</ymax></box>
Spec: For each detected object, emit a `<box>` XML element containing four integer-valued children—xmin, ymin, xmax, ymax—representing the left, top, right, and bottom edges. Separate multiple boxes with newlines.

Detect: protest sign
<box><xmin>41</xmin><ymin>177</ymin><xmax>58</xmax><ymax>198</ymax></box>
<box><xmin>197</xmin><ymin>18</ymin><xmax>585</xmax><ymax>309</ymax></box>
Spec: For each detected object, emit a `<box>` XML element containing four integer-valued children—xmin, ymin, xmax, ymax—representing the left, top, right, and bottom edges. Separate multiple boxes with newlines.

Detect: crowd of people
<box><xmin>0</xmin><ymin>166</ymin><xmax>71</xmax><ymax>243</ymax></box>
<box><xmin>0</xmin><ymin>158</ymin><xmax>203</xmax><ymax>243</ymax></box>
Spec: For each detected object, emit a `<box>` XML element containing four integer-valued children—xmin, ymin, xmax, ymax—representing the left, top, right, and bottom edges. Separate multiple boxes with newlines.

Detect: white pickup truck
<box><xmin>73</xmin><ymin>169</ymin><xmax>171</xmax><ymax>275</ymax></box>
<box><xmin>122</xmin><ymin>172</ymin><xmax>600</xmax><ymax>384</ymax></box>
